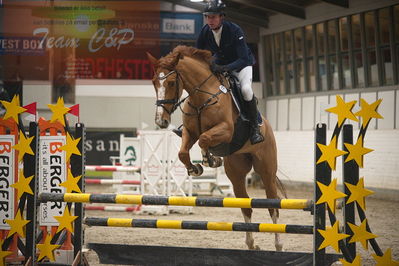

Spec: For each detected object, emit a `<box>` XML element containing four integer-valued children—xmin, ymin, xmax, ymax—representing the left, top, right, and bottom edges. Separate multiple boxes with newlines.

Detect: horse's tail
<box><xmin>276</xmin><ymin>175</ymin><xmax>288</xmax><ymax>199</ymax></box>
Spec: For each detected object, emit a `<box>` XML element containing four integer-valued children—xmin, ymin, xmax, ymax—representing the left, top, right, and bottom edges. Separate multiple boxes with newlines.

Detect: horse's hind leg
<box><xmin>224</xmin><ymin>154</ymin><xmax>258</xmax><ymax>250</ymax></box>
<box><xmin>252</xmin><ymin>152</ymin><xmax>283</xmax><ymax>251</ymax></box>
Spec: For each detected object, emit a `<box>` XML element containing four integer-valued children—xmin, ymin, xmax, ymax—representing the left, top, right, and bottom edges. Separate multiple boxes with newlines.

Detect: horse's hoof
<box><xmin>248</xmin><ymin>244</ymin><xmax>260</xmax><ymax>250</ymax></box>
<box><xmin>209</xmin><ymin>156</ymin><xmax>223</xmax><ymax>168</ymax></box>
<box><xmin>275</xmin><ymin>243</ymin><xmax>283</xmax><ymax>252</ymax></box>
<box><xmin>188</xmin><ymin>164</ymin><xmax>203</xmax><ymax>176</ymax></box>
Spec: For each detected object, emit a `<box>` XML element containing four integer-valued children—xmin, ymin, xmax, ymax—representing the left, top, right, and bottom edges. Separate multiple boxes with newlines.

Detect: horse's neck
<box><xmin>178</xmin><ymin>61</ymin><xmax>220</xmax><ymax>104</ymax></box>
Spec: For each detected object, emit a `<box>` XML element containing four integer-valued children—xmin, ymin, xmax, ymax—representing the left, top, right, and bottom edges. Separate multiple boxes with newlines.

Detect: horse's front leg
<box><xmin>199</xmin><ymin>122</ymin><xmax>232</xmax><ymax>168</ymax></box>
<box><xmin>178</xmin><ymin>127</ymin><xmax>203</xmax><ymax>176</ymax></box>
<box><xmin>201</xmin><ymin>149</ymin><xmax>223</xmax><ymax>168</ymax></box>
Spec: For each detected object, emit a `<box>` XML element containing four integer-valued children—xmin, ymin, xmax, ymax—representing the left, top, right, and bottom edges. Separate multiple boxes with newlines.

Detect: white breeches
<box><xmin>232</xmin><ymin>66</ymin><xmax>254</xmax><ymax>101</ymax></box>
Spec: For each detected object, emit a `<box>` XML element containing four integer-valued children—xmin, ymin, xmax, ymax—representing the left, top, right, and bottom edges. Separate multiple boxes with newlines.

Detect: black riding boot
<box><xmin>246</xmin><ymin>97</ymin><xmax>264</xmax><ymax>145</ymax></box>
<box><xmin>172</xmin><ymin>125</ymin><xmax>183</xmax><ymax>137</ymax></box>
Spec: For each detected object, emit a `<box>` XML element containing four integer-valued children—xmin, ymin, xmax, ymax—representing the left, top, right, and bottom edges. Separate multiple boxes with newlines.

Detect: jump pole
<box><xmin>85</xmin><ymin>165</ymin><xmax>140</xmax><ymax>172</ymax></box>
<box><xmin>84</xmin><ymin>217</ymin><xmax>313</xmax><ymax>234</ymax></box>
<box><xmin>39</xmin><ymin>193</ymin><xmax>313</xmax><ymax>211</ymax></box>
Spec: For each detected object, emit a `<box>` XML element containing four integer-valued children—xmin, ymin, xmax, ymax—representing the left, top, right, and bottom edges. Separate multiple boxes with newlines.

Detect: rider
<box><xmin>174</xmin><ymin>0</ymin><xmax>264</xmax><ymax>144</ymax></box>
<box><xmin>173</xmin><ymin>0</ymin><xmax>264</xmax><ymax>144</ymax></box>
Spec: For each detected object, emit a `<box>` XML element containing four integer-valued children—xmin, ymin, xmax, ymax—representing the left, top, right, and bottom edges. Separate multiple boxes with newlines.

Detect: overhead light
<box><xmin>190</xmin><ymin>0</ymin><xmax>204</xmax><ymax>2</ymax></box>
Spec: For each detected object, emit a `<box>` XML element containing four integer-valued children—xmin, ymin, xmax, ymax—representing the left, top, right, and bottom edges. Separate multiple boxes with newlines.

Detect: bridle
<box><xmin>155</xmin><ymin>68</ymin><xmax>231</xmax><ymax>132</ymax></box>
<box><xmin>155</xmin><ymin>70</ymin><xmax>181</xmax><ymax>115</ymax></box>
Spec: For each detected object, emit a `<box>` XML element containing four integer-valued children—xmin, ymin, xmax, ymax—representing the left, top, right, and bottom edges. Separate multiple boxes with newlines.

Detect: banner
<box><xmin>39</xmin><ymin>136</ymin><xmax>66</xmax><ymax>226</ymax></box>
<box><xmin>1</xmin><ymin>1</ymin><xmax>161</xmax><ymax>81</ymax></box>
<box><xmin>161</xmin><ymin>12</ymin><xmax>203</xmax><ymax>40</ymax></box>
<box><xmin>0</xmin><ymin>136</ymin><xmax>15</xmax><ymax>229</ymax></box>
<box><xmin>85</xmin><ymin>129</ymin><xmax>136</xmax><ymax>165</ymax></box>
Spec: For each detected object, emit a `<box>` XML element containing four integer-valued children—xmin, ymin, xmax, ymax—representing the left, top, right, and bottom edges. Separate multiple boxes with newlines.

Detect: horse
<box><xmin>147</xmin><ymin>45</ymin><xmax>284</xmax><ymax>251</ymax></box>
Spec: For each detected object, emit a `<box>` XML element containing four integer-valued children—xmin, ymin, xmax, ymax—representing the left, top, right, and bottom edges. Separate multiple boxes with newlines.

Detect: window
<box><xmin>264</xmin><ymin>4</ymin><xmax>399</xmax><ymax>96</ymax></box>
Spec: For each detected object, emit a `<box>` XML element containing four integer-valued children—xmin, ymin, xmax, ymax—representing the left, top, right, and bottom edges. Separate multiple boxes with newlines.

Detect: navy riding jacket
<box><xmin>196</xmin><ymin>20</ymin><xmax>255</xmax><ymax>72</ymax></box>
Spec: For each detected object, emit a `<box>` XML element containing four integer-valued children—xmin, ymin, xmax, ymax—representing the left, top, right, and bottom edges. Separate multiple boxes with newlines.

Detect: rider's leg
<box><xmin>233</xmin><ymin>66</ymin><xmax>264</xmax><ymax>144</ymax></box>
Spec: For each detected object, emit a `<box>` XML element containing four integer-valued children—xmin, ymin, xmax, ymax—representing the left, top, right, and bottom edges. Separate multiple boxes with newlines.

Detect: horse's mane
<box><xmin>158</xmin><ymin>45</ymin><xmax>212</xmax><ymax>70</ymax></box>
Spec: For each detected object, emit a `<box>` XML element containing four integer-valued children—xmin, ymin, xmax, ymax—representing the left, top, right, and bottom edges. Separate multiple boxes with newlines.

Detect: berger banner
<box><xmin>39</xmin><ymin>136</ymin><xmax>66</xmax><ymax>226</ymax></box>
<box><xmin>0</xmin><ymin>136</ymin><xmax>15</xmax><ymax>229</ymax></box>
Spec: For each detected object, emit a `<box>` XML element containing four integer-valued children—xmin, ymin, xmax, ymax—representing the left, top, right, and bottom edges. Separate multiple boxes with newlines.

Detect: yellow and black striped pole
<box><xmin>39</xmin><ymin>193</ymin><xmax>313</xmax><ymax>211</ymax></box>
<box><xmin>84</xmin><ymin>217</ymin><xmax>313</xmax><ymax>234</ymax></box>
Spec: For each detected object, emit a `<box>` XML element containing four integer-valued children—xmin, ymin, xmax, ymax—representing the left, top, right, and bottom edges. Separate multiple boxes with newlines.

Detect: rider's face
<box><xmin>205</xmin><ymin>14</ymin><xmax>223</xmax><ymax>30</ymax></box>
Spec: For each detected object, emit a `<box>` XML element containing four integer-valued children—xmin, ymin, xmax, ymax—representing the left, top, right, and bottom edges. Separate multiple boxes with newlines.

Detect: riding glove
<box><xmin>211</xmin><ymin>62</ymin><xmax>227</xmax><ymax>73</ymax></box>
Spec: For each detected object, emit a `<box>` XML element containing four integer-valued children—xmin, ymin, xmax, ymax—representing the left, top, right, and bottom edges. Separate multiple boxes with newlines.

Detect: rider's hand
<box><xmin>211</xmin><ymin>62</ymin><xmax>227</xmax><ymax>73</ymax></box>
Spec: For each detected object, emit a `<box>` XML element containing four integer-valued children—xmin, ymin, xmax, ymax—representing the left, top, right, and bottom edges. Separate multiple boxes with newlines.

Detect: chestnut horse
<box><xmin>147</xmin><ymin>46</ymin><xmax>284</xmax><ymax>251</ymax></box>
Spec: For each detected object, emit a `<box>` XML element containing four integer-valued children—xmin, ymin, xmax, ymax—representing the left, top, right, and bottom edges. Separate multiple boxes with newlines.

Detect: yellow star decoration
<box><xmin>316</xmin><ymin>178</ymin><xmax>347</xmax><ymax>213</ymax></box>
<box><xmin>37</xmin><ymin>233</ymin><xmax>60</xmax><ymax>262</ymax></box>
<box><xmin>355</xmin><ymin>98</ymin><xmax>383</xmax><ymax>128</ymax></box>
<box><xmin>372</xmin><ymin>248</ymin><xmax>399</xmax><ymax>266</ymax></box>
<box><xmin>0</xmin><ymin>95</ymin><xmax>26</xmax><ymax>124</ymax></box>
<box><xmin>347</xmin><ymin>219</ymin><xmax>378</xmax><ymax>249</ymax></box>
<box><xmin>48</xmin><ymin>97</ymin><xmax>70</xmax><ymax>126</ymax></box>
<box><xmin>326</xmin><ymin>95</ymin><xmax>359</xmax><ymax>126</ymax></box>
<box><xmin>60</xmin><ymin>132</ymin><xmax>81</xmax><ymax>161</ymax></box>
<box><xmin>54</xmin><ymin>206</ymin><xmax>78</xmax><ymax>233</ymax></box>
<box><xmin>60</xmin><ymin>169</ymin><xmax>82</xmax><ymax>193</ymax></box>
<box><xmin>5</xmin><ymin>209</ymin><xmax>30</xmax><ymax>238</ymax></box>
<box><xmin>345</xmin><ymin>177</ymin><xmax>374</xmax><ymax>211</ymax></box>
<box><xmin>316</xmin><ymin>136</ymin><xmax>348</xmax><ymax>170</ymax></box>
<box><xmin>0</xmin><ymin>239</ymin><xmax>13</xmax><ymax>266</ymax></box>
<box><xmin>12</xmin><ymin>130</ymin><xmax>34</xmax><ymax>162</ymax></box>
<box><xmin>339</xmin><ymin>255</ymin><xmax>362</xmax><ymax>266</ymax></box>
<box><xmin>317</xmin><ymin>221</ymin><xmax>350</xmax><ymax>252</ymax></box>
<box><xmin>344</xmin><ymin>136</ymin><xmax>373</xmax><ymax>168</ymax></box>
<box><xmin>10</xmin><ymin>169</ymin><xmax>34</xmax><ymax>200</ymax></box>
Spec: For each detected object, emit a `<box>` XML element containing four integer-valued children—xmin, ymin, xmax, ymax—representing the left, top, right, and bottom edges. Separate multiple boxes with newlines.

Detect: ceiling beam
<box><xmin>229</xmin><ymin>0</ymin><xmax>306</xmax><ymax>19</ymax></box>
<box><xmin>320</xmin><ymin>0</ymin><xmax>349</xmax><ymax>8</ymax></box>
<box><xmin>162</xmin><ymin>0</ymin><xmax>268</xmax><ymax>28</ymax></box>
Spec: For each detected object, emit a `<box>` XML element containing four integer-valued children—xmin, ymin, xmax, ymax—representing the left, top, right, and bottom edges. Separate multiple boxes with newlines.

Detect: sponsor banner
<box><xmin>0</xmin><ymin>136</ymin><xmax>15</xmax><ymax>229</ymax></box>
<box><xmin>2</xmin><ymin>1</ymin><xmax>161</xmax><ymax>80</ymax></box>
<box><xmin>85</xmin><ymin>129</ymin><xmax>136</xmax><ymax>165</ymax></box>
<box><xmin>161</xmin><ymin>12</ymin><xmax>203</xmax><ymax>40</ymax></box>
<box><xmin>0</xmin><ymin>36</ymin><xmax>46</xmax><ymax>56</ymax></box>
<box><xmin>39</xmin><ymin>136</ymin><xmax>66</xmax><ymax>226</ymax></box>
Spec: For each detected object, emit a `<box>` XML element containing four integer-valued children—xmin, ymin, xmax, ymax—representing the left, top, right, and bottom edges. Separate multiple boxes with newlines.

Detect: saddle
<box><xmin>208</xmin><ymin>74</ymin><xmax>262</xmax><ymax>157</ymax></box>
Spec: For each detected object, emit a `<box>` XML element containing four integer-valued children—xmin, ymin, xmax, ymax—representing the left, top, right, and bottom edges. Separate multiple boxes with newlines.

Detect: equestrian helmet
<box><xmin>203</xmin><ymin>0</ymin><xmax>226</xmax><ymax>16</ymax></box>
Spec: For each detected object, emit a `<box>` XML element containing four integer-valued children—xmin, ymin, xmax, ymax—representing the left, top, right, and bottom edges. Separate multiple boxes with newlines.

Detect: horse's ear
<box><xmin>146</xmin><ymin>52</ymin><xmax>158</xmax><ymax>66</ymax></box>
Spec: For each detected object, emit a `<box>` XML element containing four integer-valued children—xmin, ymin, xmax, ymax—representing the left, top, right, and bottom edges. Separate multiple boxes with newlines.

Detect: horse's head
<box><xmin>147</xmin><ymin>46</ymin><xmax>214</xmax><ymax>128</ymax></box>
<box><xmin>147</xmin><ymin>51</ymin><xmax>183</xmax><ymax>128</ymax></box>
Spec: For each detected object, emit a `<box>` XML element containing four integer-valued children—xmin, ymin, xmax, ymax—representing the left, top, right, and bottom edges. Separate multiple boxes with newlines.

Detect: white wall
<box><xmin>275</xmin><ymin>129</ymin><xmax>399</xmax><ymax>200</ymax></box>
<box><xmin>265</xmin><ymin>88</ymin><xmax>399</xmax><ymax>131</ymax></box>
<box><xmin>23</xmin><ymin>79</ymin><xmax>263</xmax><ymax>130</ymax></box>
